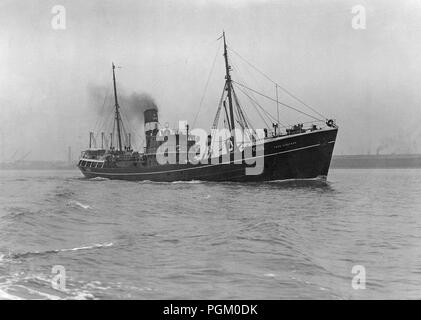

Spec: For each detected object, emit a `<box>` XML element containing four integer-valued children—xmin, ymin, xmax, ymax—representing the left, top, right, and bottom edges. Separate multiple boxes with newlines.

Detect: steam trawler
<box><xmin>78</xmin><ymin>33</ymin><xmax>338</xmax><ymax>182</ymax></box>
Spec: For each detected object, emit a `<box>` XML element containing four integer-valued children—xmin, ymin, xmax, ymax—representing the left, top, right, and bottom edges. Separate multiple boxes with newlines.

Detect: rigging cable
<box><xmin>231</xmin><ymin>88</ymin><xmax>257</xmax><ymax>142</ymax></box>
<box><xmin>227</xmin><ymin>46</ymin><xmax>327</xmax><ymax>120</ymax></box>
<box><xmin>192</xmin><ymin>38</ymin><xmax>223</xmax><ymax>129</ymax></box>
<box><xmin>92</xmin><ymin>71</ymin><xmax>113</xmax><ymax>135</ymax></box>
<box><xmin>235</xmin><ymin>85</ymin><xmax>272</xmax><ymax>129</ymax></box>
<box><xmin>228</xmin><ymin>60</ymin><xmax>271</xmax><ymax>128</ymax></box>
<box><xmin>231</xmin><ymin>87</ymin><xmax>250</xmax><ymax>130</ymax></box>
<box><xmin>229</xmin><ymin>58</ymin><xmax>288</xmax><ymax>128</ymax></box>
<box><xmin>120</xmin><ymin>109</ymin><xmax>144</xmax><ymax>150</ymax></box>
<box><xmin>95</xmin><ymin>102</ymin><xmax>115</xmax><ymax>144</ymax></box>
<box><xmin>111</xmin><ymin>115</ymin><xmax>116</xmax><ymax>149</ymax></box>
<box><xmin>211</xmin><ymin>84</ymin><xmax>227</xmax><ymax>129</ymax></box>
<box><xmin>233</xmin><ymin>81</ymin><xmax>323</xmax><ymax>121</ymax></box>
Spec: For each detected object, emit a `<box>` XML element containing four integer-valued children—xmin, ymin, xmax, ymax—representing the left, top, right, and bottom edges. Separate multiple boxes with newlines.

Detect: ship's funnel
<box><xmin>144</xmin><ymin>108</ymin><xmax>158</xmax><ymax>133</ymax></box>
<box><xmin>144</xmin><ymin>109</ymin><xmax>158</xmax><ymax>124</ymax></box>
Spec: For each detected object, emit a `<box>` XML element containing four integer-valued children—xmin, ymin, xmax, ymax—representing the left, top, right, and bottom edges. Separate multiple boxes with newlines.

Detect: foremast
<box><xmin>222</xmin><ymin>32</ymin><xmax>236</xmax><ymax>148</ymax></box>
<box><xmin>112</xmin><ymin>62</ymin><xmax>123</xmax><ymax>152</ymax></box>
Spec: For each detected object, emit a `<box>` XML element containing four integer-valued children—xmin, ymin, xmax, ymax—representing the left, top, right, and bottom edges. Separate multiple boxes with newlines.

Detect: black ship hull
<box><xmin>78</xmin><ymin>128</ymin><xmax>338</xmax><ymax>182</ymax></box>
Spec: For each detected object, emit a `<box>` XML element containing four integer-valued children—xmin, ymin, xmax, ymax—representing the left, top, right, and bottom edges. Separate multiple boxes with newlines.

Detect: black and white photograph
<box><xmin>0</xmin><ymin>0</ymin><xmax>420</xmax><ymax>303</ymax></box>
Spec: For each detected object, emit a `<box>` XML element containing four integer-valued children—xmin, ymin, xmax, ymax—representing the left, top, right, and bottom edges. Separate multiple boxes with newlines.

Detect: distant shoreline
<box><xmin>2</xmin><ymin>154</ymin><xmax>421</xmax><ymax>170</ymax></box>
<box><xmin>331</xmin><ymin>154</ymin><xmax>421</xmax><ymax>168</ymax></box>
<box><xmin>0</xmin><ymin>161</ymin><xmax>76</xmax><ymax>170</ymax></box>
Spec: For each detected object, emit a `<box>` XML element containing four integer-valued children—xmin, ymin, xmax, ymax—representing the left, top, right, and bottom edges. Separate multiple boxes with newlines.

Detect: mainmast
<box><xmin>223</xmin><ymin>32</ymin><xmax>236</xmax><ymax>141</ymax></box>
<box><xmin>112</xmin><ymin>62</ymin><xmax>123</xmax><ymax>152</ymax></box>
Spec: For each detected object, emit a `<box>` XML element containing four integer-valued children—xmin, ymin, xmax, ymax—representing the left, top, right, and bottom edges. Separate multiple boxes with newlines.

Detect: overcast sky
<box><xmin>1</xmin><ymin>0</ymin><xmax>421</xmax><ymax>161</ymax></box>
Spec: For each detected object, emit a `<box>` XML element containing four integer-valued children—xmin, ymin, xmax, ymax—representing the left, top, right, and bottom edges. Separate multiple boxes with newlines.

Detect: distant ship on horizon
<box><xmin>77</xmin><ymin>32</ymin><xmax>338</xmax><ymax>182</ymax></box>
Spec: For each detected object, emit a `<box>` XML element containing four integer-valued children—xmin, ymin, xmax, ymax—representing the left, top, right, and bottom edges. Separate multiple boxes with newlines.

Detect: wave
<box><xmin>267</xmin><ymin>176</ymin><xmax>327</xmax><ymax>183</ymax></box>
<box><xmin>60</xmin><ymin>242</ymin><xmax>113</xmax><ymax>252</ymax></box>
<box><xmin>2</xmin><ymin>206</ymin><xmax>41</xmax><ymax>219</ymax></box>
<box><xmin>171</xmin><ymin>180</ymin><xmax>203</xmax><ymax>184</ymax></box>
<box><xmin>67</xmin><ymin>291</ymin><xmax>96</xmax><ymax>300</ymax></box>
<box><xmin>130</xmin><ymin>179</ymin><xmax>206</xmax><ymax>185</ymax></box>
<box><xmin>264</xmin><ymin>178</ymin><xmax>332</xmax><ymax>190</ymax></box>
<box><xmin>16</xmin><ymin>285</ymin><xmax>62</xmax><ymax>300</ymax></box>
<box><xmin>0</xmin><ymin>274</ymin><xmax>97</xmax><ymax>300</ymax></box>
<box><xmin>66</xmin><ymin>200</ymin><xmax>91</xmax><ymax>210</ymax></box>
<box><xmin>0</xmin><ymin>288</ymin><xmax>23</xmax><ymax>300</ymax></box>
<box><xmin>55</xmin><ymin>191</ymin><xmax>75</xmax><ymax>199</ymax></box>
<box><xmin>263</xmin><ymin>273</ymin><xmax>276</xmax><ymax>277</ymax></box>
<box><xmin>88</xmin><ymin>177</ymin><xmax>109</xmax><ymax>181</ymax></box>
<box><xmin>136</xmin><ymin>180</ymin><xmax>153</xmax><ymax>184</ymax></box>
<box><xmin>8</xmin><ymin>242</ymin><xmax>114</xmax><ymax>260</ymax></box>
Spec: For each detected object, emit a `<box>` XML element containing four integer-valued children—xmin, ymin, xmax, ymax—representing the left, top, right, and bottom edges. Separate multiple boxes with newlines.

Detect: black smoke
<box><xmin>88</xmin><ymin>85</ymin><xmax>158</xmax><ymax>121</ymax></box>
<box><xmin>120</xmin><ymin>92</ymin><xmax>158</xmax><ymax>122</ymax></box>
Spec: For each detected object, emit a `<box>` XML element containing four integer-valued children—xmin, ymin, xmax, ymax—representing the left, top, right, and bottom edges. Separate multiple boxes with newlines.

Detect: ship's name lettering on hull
<box><xmin>274</xmin><ymin>141</ymin><xmax>297</xmax><ymax>149</ymax></box>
